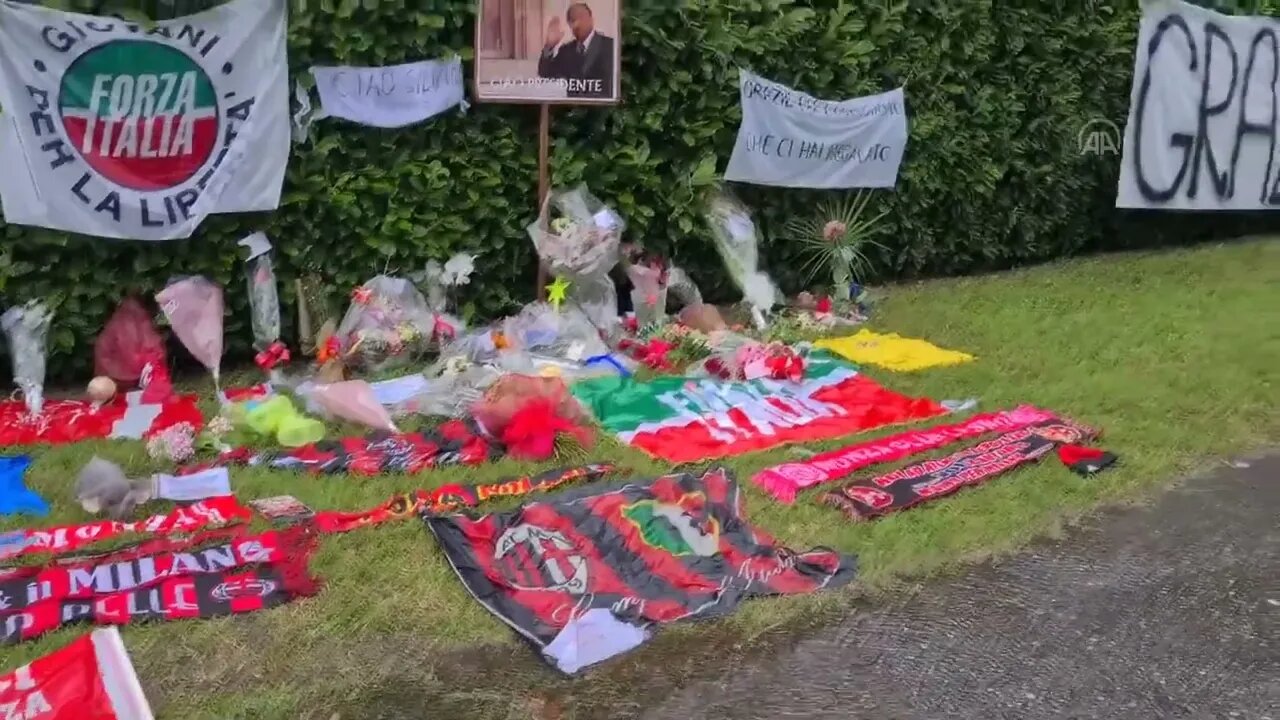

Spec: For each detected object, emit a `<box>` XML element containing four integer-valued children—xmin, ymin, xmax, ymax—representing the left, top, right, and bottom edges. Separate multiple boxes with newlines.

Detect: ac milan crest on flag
<box><xmin>571</xmin><ymin>356</ymin><xmax>945</xmax><ymax>462</ymax></box>
<box><xmin>425</xmin><ymin>467</ymin><xmax>856</xmax><ymax>672</ymax></box>
<box><xmin>0</xmin><ymin>628</ymin><xmax>153</xmax><ymax>720</ymax></box>
<box><xmin>1</xmin><ymin>553</ymin><xmax>318</xmax><ymax>645</ymax></box>
<box><xmin>0</xmin><ymin>0</ymin><xmax>289</xmax><ymax>240</ymax></box>
<box><xmin>0</xmin><ymin>496</ymin><xmax>251</xmax><ymax>561</ymax></box>
<box><xmin>753</xmin><ymin>406</ymin><xmax>1060</xmax><ymax>503</ymax></box>
<box><xmin>823</xmin><ymin>419</ymin><xmax>1098</xmax><ymax>521</ymax></box>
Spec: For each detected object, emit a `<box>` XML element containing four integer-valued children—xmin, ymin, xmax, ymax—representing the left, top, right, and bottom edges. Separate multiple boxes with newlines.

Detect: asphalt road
<box><xmin>642</xmin><ymin>454</ymin><xmax>1279</xmax><ymax>720</ymax></box>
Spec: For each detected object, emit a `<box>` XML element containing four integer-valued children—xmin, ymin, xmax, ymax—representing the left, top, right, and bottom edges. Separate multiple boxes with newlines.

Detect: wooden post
<box><xmin>536</xmin><ymin>103</ymin><xmax>551</xmax><ymax>300</ymax></box>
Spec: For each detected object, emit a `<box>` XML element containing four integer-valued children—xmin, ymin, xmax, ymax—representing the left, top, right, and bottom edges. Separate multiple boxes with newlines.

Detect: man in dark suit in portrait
<box><xmin>537</xmin><ymin>2</ymin><xmax>615</xmax><ymax>100</ymax></box>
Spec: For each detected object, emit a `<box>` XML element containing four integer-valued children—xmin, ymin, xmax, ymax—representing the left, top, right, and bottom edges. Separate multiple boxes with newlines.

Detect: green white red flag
<box><xmin>571</xmin><ymin>356</ymin><xmax>946</xmax><ymax>463</ymax></box>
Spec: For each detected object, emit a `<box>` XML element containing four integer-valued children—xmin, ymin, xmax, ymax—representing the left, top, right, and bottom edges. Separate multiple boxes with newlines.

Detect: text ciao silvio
<box><xmin>1133</xmin><ymin>13</ymin><xmax>1280</xmax><ymax>204</ymax></box>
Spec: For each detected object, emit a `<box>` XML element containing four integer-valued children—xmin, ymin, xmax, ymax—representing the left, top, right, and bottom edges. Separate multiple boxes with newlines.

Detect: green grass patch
<box><xmin>0</xmin><ymin>240</ymin><xmax>1276</xmax><ymax>719</ymax></box>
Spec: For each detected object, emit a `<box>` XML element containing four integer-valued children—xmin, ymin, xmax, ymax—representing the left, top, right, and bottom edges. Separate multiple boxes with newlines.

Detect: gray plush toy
<box><xmin>75</xmin><ymin>456</ymin><xmax>153</xmax><ymax>520</ymax></box>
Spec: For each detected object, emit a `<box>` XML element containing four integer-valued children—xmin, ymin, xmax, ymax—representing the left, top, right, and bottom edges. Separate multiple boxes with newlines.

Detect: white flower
<box><xmin>443</xmin><ymin>253</ymin><xmax>476</xmax><ymax>286</ymax></box>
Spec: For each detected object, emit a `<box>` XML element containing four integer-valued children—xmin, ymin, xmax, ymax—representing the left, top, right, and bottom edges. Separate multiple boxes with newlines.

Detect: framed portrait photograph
<box><xmin>474</xmin><ymin>0</ymin><xmax>621</xmax><ymax>105</ymax></box>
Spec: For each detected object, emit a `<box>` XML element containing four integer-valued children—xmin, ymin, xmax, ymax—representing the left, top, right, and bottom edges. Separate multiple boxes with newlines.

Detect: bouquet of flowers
<box><xmin>336</xmin><ymin>275</ymin><xmax>436</xmax><ymax>372</ymax></box>
<box><xmin>239</xmin><ymin>233</ymin><xmax>287</xmax><ymax>374</ymax></box>
<box><xmin>704</xmin><ymin>187</ymin><xmax>780</xmax><ymax>329</ymax></box>
<box><xmin>527</xmin><ymin>185</ymin><xmax>624</xmax><ymax>332</ymax></box>
<box><xmin>1</xmin><ymin>300</ymin><xmax>53</xmax><ymax>417</ymax></box>
<box><xmin>415</xmin><ymin>252</ymin><xmax>475</xmax><ymax>314</ymax></box>
<box><xmin>156</xmin><ymin>276</ymin><xmax>224</xmax><ymax>390</ymax></box>
<box><xmin>621</xmin><ymin>246</ymin><xmax>669</xmax><ymax>331</ymax></box>
<box><xmin>701</xmin><ymin>339</ymin><xmax>806</xmax><ymax>383</ymax></box>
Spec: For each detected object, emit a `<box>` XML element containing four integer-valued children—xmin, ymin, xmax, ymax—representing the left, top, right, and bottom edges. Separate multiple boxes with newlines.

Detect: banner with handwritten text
<box><xmin>309</xmin><ymin>57</ymin><xmax>466</xmax><ymax>129</ymax></box>
<box><xmin>724</xmin><ymin>70</ymin><xmax>907</xmax><ymax>189</ymax></box>
<box><xmin>1118</xmin><ymin>0</ymin><xmax>1280</xmax><ymax>210</ymax></box>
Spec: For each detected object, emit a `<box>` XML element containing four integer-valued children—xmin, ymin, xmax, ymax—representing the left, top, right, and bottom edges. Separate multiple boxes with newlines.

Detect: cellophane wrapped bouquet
<box><xmin>240</xmin><ymin>233</ymin><xmax>286</xmax><ymax>375</ymax></box>
<box><xmin>527</xmin><ymin>185</ymin><xmax>624</xmax><ymax>332</ymax></box>
<box><xmin>336</xmin><ymin>276</ymin><xmax>436</xmax><ymax>372</ymax></box>
<box><xmin>622</xmin><ymin>248</ymin><xmax>669</xmax><ymax>331</ymax></box>
<box><xmin>704</xmin><ymin>187</ymin><xmax>780</xmax><ymax>328</ymax></box>
<box><xmin>1</xmin><ymin>300</ymin><xmax>53</xmax><ymax>416</ymax></box>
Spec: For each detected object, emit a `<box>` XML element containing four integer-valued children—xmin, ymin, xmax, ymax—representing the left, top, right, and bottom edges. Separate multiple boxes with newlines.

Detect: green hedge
<box><xmin>4</xmin><ymin>0</ymin><xmax>1271</xmax><ymax>381</ymax></box>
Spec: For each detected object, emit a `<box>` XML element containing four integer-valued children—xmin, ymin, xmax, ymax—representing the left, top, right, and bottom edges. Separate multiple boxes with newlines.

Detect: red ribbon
<box><xmin>254</xmin><ymin>341</ymin><xmax>290</xmax><ymax>371</ymax></box>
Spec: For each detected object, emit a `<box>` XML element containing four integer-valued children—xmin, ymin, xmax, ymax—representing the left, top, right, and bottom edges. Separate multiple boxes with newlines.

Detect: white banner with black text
<box><xmin>724</xmin><ymin>70</ymin><xmax>907</xmax><ymax>189</ymax></box>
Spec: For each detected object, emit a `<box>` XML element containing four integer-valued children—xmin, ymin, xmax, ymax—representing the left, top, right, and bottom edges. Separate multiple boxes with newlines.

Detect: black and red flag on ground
<box><xmin>424</xmin><ymin>466</ymin><xmax>855</xmax><ymax>668</ymax></box>
<box><xmin>183</xmin><ymin>420</ymin><xmax>504</xmax><ymax>477</ymax></box>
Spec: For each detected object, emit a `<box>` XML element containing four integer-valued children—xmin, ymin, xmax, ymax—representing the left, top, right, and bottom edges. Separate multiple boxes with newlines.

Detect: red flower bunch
<box><xmin>618</xmin><ymin>337</ymin><xmax>675</xmax><ymax>372</ymax></box>
<box><xmin>764</xmin><ymin>346</ymin><xmax>806</xmax><ymax>382</ymax></box>
<box><xmin>815</xmin><ymin>296</ymin><xmax>833</xmax><ymax>314</ymax></box>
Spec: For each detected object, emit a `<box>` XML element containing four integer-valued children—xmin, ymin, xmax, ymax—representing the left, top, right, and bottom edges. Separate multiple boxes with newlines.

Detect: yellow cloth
<box><xmin>815</xmin><ymin>330</ymin><xmax>974</xmax><ymax>372</ymax></box>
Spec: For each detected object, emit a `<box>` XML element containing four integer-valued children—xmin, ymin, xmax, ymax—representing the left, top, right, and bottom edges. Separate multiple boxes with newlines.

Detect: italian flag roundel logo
<box><xmin>58</xmin><ymin>40</ymin><xmax>218</xmax><ymax>192</ymax></box>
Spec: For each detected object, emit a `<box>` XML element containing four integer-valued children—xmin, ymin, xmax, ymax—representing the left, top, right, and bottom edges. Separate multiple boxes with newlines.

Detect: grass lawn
<box><xmin>0</xmin><ymin>239</ymin><xmax>1276</xmax><ymax>719</ymax></box>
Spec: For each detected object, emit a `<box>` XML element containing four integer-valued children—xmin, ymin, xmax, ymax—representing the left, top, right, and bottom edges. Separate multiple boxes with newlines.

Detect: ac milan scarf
<box><xmin>823</xmin><ymin>419</ymin><xmax>1098</xmax><ymax>521</ymax></box>
<box><xmin>0</xmin><ymin>628</ymin><xmax>153</xmax><ymax>720</ymax></box>
<box><xmin>753</xmin><ymin>406</ymin><xmax>1060</xmax><ymax>502</ymax></box>
<box><xmin>308</xmin><ymin>464</ymin><xmax>618</xmax><ymax>534</ymax></box>
<box><xmin>0</xmin><ymin>527</ymin><xmax>312</xmax><ymax>613</ymax></box>
<box><xmin>1</xmin><ymin>554</ymin><xmax>318</xmax><ymax>645</ymax></box>
<box><xmin>425</xmin><ymin>467</ymin><xmax>856</xmax><ymax>672</ymax></box>
<box><xmin>571</xmin><ymin>355</ymin><xmax>945</xmax><ymax>463</ymax></box>
<box><xmin>0</xmin><ymin>497</ymin><xmax>252</xmax><ymax>561</ymax></box>
<box><xmin>192</xmin><ymin>419</ymin><xmax>503</xmax><ymax>476</ymax></box>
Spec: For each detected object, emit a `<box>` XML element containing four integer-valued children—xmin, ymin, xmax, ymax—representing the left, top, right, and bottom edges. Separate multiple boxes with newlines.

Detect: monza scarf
<box><xmin>572</xmin><ymin>355</ymin><xmax>944</xmax><ymax>463</ymax></box>
<box><xmin>823</xmin><ymin>419</ymin><xmax>1097</xmax><ymax>521</ymax></box>
<box><xmin>1</xmin><ymin>554</ymin><xmax>318</xmax><ymax>645</ymax></box>
<box><xmin>0</xmin><ymin>628</ymin><xmax>153</xmax><ymax>720</ymax></box>
<box><xmin>0</xmin><ymin>496</ymin><xmax>251</xmax><ymax>561</ymax></box>
<box><xmin>425</xmin><ymin>466</ymin><xmax>856</xmax><ymax>673</ymax></box>
<box><xmin>753</xmin><ymin>406</ymin><xmax>1060</xmax><ymax>502</ymax></box>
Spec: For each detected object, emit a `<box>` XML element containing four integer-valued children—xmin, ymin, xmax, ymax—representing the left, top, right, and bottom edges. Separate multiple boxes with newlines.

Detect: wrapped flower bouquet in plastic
<box><xmin>704</xmin><ymin>187</ymin><xmax>780</xmax><ymax>329</ymax></box>
<box><xmin>337</xmin><ymin>275</ymin><xmax>436</xmax><ymax>372</ymax></box>
<box><xmin>95</xmin><ymin>297</ymin><xmax>173</xmax><ymax>401</ymax></box>
<box><xmin>157</xmin><ymin>276</ymin><xmax>225</xmax><ymax>390</ymax></box>
<box><xmin>239</xmin><ymin>233</ymin><xmax>288</xmax><ymax>375</ymax></box>
<box><xmin>1</xmin><ymin>300</ymin><xmax>53</xmax><ymax>416</ymax></box>
<box><xmin>622</xmin><ymin>251</ymin><xmax>669</xmax><ymax>331</ymax></box>
<box><xmin>527</xmin><ymin>185</ymin><xmax>624</xmax><ymax>332</ymax></box>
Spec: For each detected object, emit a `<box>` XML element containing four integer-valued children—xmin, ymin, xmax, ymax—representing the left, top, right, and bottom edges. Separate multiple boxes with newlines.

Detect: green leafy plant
<box><xmin>0</xmin><ymin>0</ymin><xmax>1247</xmax><ymax>382</ymax></box>
<box><xmin>784</xmin><ymin>191</ymin><xmax>888</xmax><ymax>292</ymax></box>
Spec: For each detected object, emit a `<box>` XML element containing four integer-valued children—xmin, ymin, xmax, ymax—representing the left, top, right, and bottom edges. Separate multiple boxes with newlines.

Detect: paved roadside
<box><xmin>642</xmin><ymin>454</ymin><xmax>1280</xmax><ymax>720</ymax></box>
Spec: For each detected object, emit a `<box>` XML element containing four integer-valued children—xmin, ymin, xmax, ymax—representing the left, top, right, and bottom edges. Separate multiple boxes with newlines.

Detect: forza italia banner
<box><xmin>0</xmin><ymin>0</ymin><xmax>289</xmax><ymax>240</ymax></box>
<box><xmin>0</xmin><ymin>628</ymin><xmax>153</xmax><ymax>720</ymax></box>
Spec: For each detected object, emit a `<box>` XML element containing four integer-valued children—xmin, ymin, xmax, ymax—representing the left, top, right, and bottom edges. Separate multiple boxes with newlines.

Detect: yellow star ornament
<box><xmin>546</xmin><ymin>276</ymin><xmax>571</xmax><ymax>311</ymax></box>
